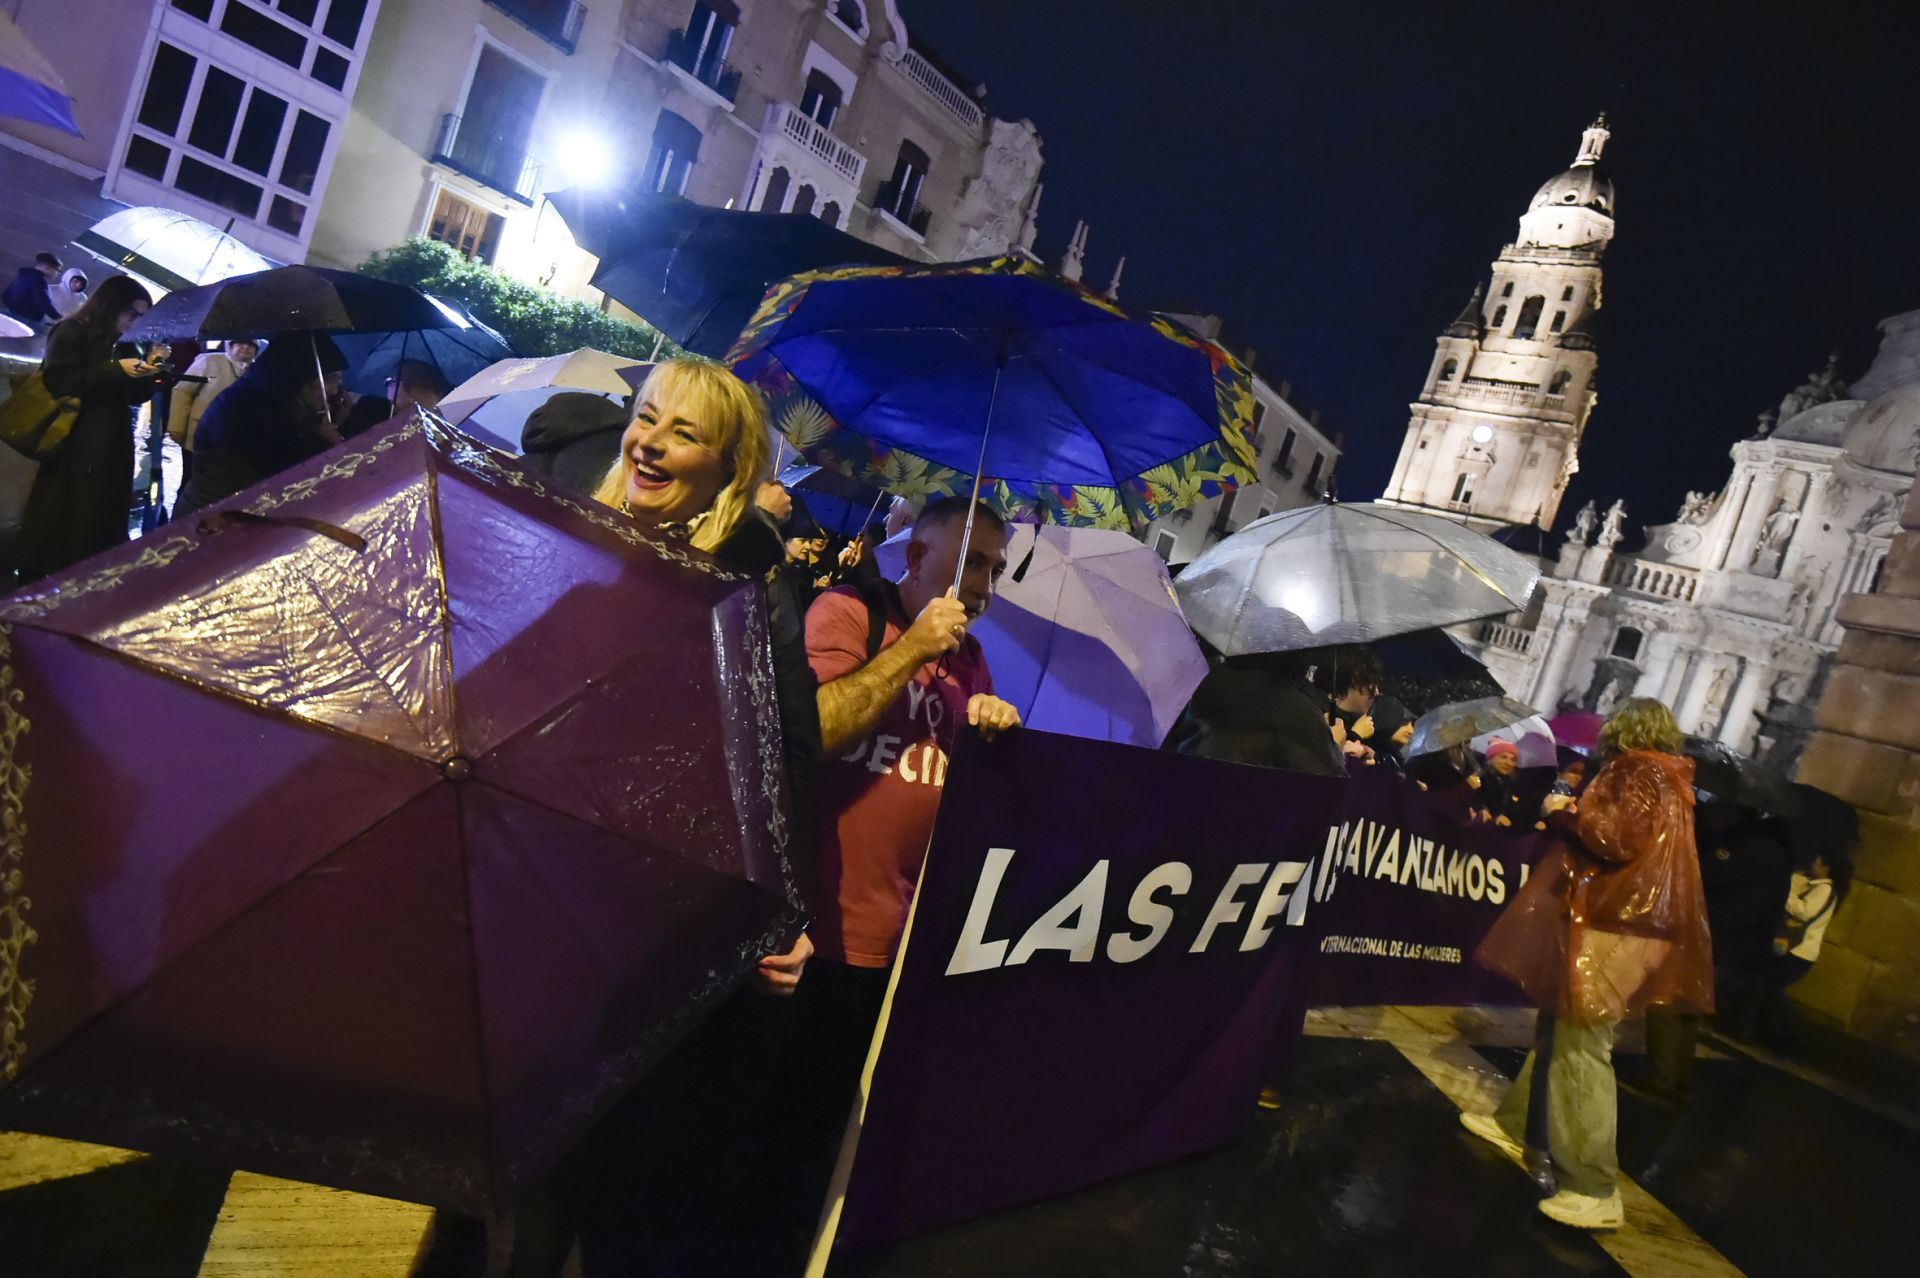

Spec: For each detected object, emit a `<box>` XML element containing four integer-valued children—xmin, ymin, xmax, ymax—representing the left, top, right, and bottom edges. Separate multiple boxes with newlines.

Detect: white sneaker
<box><xmin>1459</xmin><ymin>1111</ymin><xmax>1524</xmax><ymax>1159</ymax></box>
<box><xmin>1538</xmin><ymin>1189</ymin><xmax>1624</xmax><ymax>1229</ymax></box>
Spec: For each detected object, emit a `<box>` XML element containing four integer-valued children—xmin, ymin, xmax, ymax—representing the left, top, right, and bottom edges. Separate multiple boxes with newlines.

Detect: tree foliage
<box><xmin>357</xmin><ymin>238</ymin><xmax>672</xmax><ymax>361</ymax></box>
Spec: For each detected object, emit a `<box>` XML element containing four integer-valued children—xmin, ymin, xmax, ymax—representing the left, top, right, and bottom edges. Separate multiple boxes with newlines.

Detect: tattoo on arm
<box><xmin>817</xmin><ymin>640</ymin><xmax>927</xmax><ymax>754</ymax></box>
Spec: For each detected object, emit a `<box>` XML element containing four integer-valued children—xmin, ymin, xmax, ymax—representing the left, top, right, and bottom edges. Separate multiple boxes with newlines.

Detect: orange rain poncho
<box><xmin>1474</xmin><ymin>749</ymin><xmax>1714</xmax><ymax>1025</ymax></box>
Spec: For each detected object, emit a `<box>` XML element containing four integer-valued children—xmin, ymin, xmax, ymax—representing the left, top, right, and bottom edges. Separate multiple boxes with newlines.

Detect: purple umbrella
<box><xmin>0</xmin><ymin>416</ymin><xmax>798</xmax><ymax>1212</ymax></box>
<box><xmin>970</xmin><ymin>526</ymin><xmax>1208</xmax><ymax>749</ymax></box>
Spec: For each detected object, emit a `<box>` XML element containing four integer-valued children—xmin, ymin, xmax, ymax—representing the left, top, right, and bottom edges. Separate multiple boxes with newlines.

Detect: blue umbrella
<box><xmin>775</xmin><ymin>461</ymin><xmax>887</xmax><ymax>537</ymax></box>
<box><xmin>0</xmin><ymin>14</ymin><xmax>79</xmax><ymax>136</ymax></box>
<box><xmin>729</xmin><ymin>255</ymin><xmax>1259</xmax><ymax>580</ymax></box>
<box><xmin>332</xmin><ymin>298</ymin><xmax>514</xmax><ymax>395</ymax></box>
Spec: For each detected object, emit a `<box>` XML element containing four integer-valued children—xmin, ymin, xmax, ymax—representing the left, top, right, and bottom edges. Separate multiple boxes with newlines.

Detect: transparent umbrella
<box><xmin>1407</xmin><ymin>695</ymin><xmax>1539</xmax><ymax>757</ymax></box>
<box><xmin>1174</xmin><ymin>502</ymin><xmax>1541</xmax><ymax>656</ymax></box>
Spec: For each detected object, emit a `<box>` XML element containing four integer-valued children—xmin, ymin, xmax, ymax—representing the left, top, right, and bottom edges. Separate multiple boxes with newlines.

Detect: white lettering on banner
<box><xmin>1189</xmin><ymin>864</ymin><xmax>1269</xmax><ymax>954</ymax></box>
<box><xmin>945</xmin><ymin>847</ymin><xmax>1017</xmax><ymax>975</ymax></box>
<box><xmin>1006</xmin><ymin>861</ymin><xmax>1109</xmax><ymax>965</ymax></box>
<box><xmin>942</xmin><ymin>851</ymin><xmax>1306</xmax><ymax>976</ymax></box>
<box><xmin>1106</xmin><ymin>862</ymin><xmax>1192</xmax><ymax>963</ymax></box>
<box><xmin>1315</xmin><ymin>818</ymin><xmax>1516</xmax><ymax>907</ymax></box>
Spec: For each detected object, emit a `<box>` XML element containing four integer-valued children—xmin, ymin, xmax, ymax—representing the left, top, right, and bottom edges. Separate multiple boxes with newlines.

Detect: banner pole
<box><xmin>802</xmin><ymin>830</ymin><xmax>942</xmax><ymax>1277</ymax></box>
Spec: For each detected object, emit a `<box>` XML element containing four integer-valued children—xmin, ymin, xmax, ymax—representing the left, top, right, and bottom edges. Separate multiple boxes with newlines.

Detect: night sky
<box><xmin>906</xmin><ymin>0</ymin><xmax>1920</xmax><ymax>535</ymax></box>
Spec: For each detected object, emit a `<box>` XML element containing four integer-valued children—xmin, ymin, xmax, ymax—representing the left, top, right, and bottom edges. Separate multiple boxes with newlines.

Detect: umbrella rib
<box><xmin>1341</xmin><ymin>504</ymin><xmax>1523</xmax><ymax>603</ymax></box>
<box><xmin>451</xmin><ymin>784</ymin><xmax>502</xmax><ymax>1209</ymax></box>
<box><xmin>1023</xmin><ymin>353</ymin><xmax>1136</xmax><ymax>500</ymax></box>
<box><xmin>422</xmin><ymin>462</ymin><xmax>465</xmax><ymax>759</ymax></box>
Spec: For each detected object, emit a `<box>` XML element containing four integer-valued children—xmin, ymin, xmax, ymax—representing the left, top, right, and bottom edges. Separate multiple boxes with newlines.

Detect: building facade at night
<box><xmin>0</xmin><ymin>1</ymin><xmax>1043</xmax><ymax>310</ymax></box>
<box><xmin>1464</xmin><ymin>313</ymin><xmax>1920</xmax><ymax>767</ymax></box>
<box><xmin>1379</xmin><ymin>119</ymin><xmax>1613</xmax><ymax>532</ymax></box>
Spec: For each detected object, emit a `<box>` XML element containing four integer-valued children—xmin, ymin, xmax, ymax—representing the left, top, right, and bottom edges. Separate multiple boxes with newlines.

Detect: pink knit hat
<box><xmin>1485</xmin><ymin>739</ymin><xmax>1519</xmax><ymax>760</ymax></box>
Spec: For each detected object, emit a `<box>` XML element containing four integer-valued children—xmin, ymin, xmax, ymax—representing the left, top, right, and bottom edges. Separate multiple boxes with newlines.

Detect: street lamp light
<box><xmin>556</xmin><ymin>129</ymin><xmax>617</xmax><ymax>189</ymax></box>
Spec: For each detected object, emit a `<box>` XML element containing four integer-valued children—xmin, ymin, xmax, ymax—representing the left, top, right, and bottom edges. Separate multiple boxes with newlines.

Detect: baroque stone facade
<box><xmin>1466</xmin><ymin>312</ymin><xmax>1920</xmax><ymax>775</ymax></box>
<box><xmin>1380</xmin><ymin>119</ymin><xmax>1612</xmax><ymax>531</ymax></box>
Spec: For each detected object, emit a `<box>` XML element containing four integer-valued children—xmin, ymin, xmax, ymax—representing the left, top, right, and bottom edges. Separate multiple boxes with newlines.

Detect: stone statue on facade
<box><xmin>952</xmin><ymin>118</ymin><xmax>1046</xmax><ymax>260</ymax></box>
<box><xmin>1596</xmin><ymin>499</ymin><xmax>1627</xmax><ymax>549</ymax></box>
<box><xmin>1677</xmin><ymin>490</ymin><xmax>1717</xmax><ymax>525</ymax></box>
<box><xmin>1749</xmin><ymin>501</ymin><xmax>1800</xmax><ymax>574</ymax></box>
<box><xmin>1699</xmin><ymin>665</ymin><xmax>1735</xmax><ymax>728</ymax></box>
<box><xmin>1753</xmin><ymin>408</ymin><xmax>1779</xmax><ymax>439</ymax></box>
<box><xmin>1775</xmin><ymin>354</ymin><xmax>1849</xmax><ymax>424</ymax></box>
<box><xmin>1569</xmin><ymin>500</ymin><xmax>1598</xmax><ymax>545</ymax></box>
<box><xmin>1785</xmin><ymin>584</ymin><xmax>1813</xmax><ymax>630</ymax></box>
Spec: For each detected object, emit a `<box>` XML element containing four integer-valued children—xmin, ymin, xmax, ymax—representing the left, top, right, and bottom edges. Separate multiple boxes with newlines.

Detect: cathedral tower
<box><xmin>1381</xmin><ymin>118</ymin><xmax>1614</xmax><ymax>530</ymax></box>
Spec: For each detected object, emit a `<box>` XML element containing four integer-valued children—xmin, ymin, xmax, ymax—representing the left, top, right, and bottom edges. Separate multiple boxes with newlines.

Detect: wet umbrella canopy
<box><xmin>1175</xmin><ymin>503</ymin><xmax>1540</xmax><ymax>656</ymax></box>
<box><xmin>1407</xmin><ymin>696</ymin><xmax>1540</xmax><ymax>757</ymax></box>
<box><xmin>0</xmin><ymin>417</ymin><xmax>799</xmax><ymax>1212</ymax></box>
<box><xmin>75</xmin><ymin>206</ymin><xmax>273</xmax><ymax>294</ymax></box>
<box><xmin>125</xmin><ymin>265</ymin><xmax>465</xmax><ymax>343</ymax></box>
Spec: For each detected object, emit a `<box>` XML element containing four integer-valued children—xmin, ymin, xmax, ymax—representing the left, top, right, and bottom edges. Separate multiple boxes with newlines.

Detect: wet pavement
<box><xmin>1</xmin><ymin>1005</ymin><xmax>1914</xmax><ymax>1276</ymax></box>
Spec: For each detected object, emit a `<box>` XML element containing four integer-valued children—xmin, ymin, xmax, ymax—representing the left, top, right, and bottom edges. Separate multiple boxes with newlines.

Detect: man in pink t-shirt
<box><xmin>772</xmin><ymin>498</ymin><xmax>1019</xmax><ymax>1215</ymax></box>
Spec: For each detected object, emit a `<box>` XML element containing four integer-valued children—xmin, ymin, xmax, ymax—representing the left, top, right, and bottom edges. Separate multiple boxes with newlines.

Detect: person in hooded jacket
<box><xmin>1</xmin><ymin>253</ymin><xmax>62</xmax><ymax>325</ymax></box>
<box><xmin>1466</xmin><ymin>698</ymin><xmax>1713</xmax><ymax>1230</ymax></box>
<box><xmin>1368</xmin><ymin>695</ymin><xmax>1416</xmax><ymax>774</ymax></box>
<box><xmin>517</xmin><ymin>390</ymin><xmax>626</xmax><ymax>494</ymax></box>
<box><xmin>48</xmin><ymin>268</ymin><xmax>88</xmax><ymax>319</ymax></box>
<box><xmin>1165</xmin><ymin>648</ymin><xmax>1345</xmax><ymax>776</ymax></box>
<box><xmin>172</xmin><ymin>337</ymin><xmax>346</xmax><ymax>517</ymax></box>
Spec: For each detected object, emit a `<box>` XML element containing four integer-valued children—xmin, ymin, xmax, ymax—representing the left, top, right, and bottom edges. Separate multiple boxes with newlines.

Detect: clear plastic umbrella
<box><xmin>1407</xmin><ymin>695</ymin><xmax>1539</xmax><ymax>757</ymax></box>
<box><xmin>1174</xmin><ymin>502</ymin><xmax>1541</xmax><ymax>655</ymax></box>
<box><xmin>1472</xmin><ymin>714</ymin><xmax>1558</xmax><ymax>767</ymax></box>
<box><xmin>75</xmin><ymin>206</ymin><xmax>273</xmax><ymax>292</ymax></box>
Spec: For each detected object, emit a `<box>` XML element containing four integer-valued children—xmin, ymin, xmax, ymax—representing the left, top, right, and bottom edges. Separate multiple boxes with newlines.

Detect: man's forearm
<box><xmin>817</xmin><ymin>641</ymin><xmax>929</xmax><ymax>754</ymax></box>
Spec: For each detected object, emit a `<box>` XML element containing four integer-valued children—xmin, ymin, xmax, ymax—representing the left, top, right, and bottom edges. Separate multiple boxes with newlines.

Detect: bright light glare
<box><xmin>558</xmin><ymin>130</ymin><xmax>617</xmax><ymax>188</ymax></box>
<box><xmin>1471</xmin><ymin>425</ymin><xmax>1494</xmax><ymax>443</ymax></box>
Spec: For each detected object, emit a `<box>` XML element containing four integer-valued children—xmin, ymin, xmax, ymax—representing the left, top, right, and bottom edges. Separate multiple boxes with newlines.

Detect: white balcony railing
<box><xmin>768</xmin><ymin>103</ymin><xmax>866</xmax><ymax>186</ymax></box>
<box><xmin>897</xmin><ymin>47</ymin><xmax>984</xmax><ymax>128</ymax></box>
<box><xmin>1449</xmin><ymin>379</ymin><xmax>1538</xmax><ymax>408</ymax></box>
<box><xmin>1605</xmin><ymin>556</ymin><xmax>1700</xmax><ymax>602</ymax></box>
<box><xmin>1478</xmin><ymin>620</ymin><xmax>1535</xmax><ymax>655</ymax></box>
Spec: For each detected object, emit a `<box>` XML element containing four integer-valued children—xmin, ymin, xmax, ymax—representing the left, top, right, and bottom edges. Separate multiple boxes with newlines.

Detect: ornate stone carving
<box><xmin>951</xmin><ymin>118</ymin><xmax>1045</xmax><ymax>260</ymax></box>
<box><xmin>1596</xmin><ymin>499</ymin><xmax>1627</xmax><ymax>549</ymax></box>
<box><xmin>1677</xmin><ymin>490</ymin><xmax>1718</xmax><ymax>525</ymax></box>
<box><xmin>1569</xmin><ymin>500</ymin><xmax>1597</xmax><ymax>546</ymax></box>
<box><xmin>1776</xmin><ymin>354</ymin><xmax>1849</xmax><ymax>423</ymax></box>
<box><xmin>1749</xmin><ymin>501</ymin><xmax>1800</xmax><ymax>575</ymax></box>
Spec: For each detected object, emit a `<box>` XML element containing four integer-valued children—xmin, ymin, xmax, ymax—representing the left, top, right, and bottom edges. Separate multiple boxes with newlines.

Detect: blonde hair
<box><xmin>593</xmin><ymin>357</ymin><xmax>772</xmax><ymax>553</ymax></box>
<box><xmin>1599</xmin><ymin>697</ymin><xmax>1685</xmax><ymax>755</ymax></box>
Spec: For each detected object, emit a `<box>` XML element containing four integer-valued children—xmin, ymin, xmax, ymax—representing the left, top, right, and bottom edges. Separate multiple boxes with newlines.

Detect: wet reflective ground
<box><xmin>1</xmin><ymin>1006</ymin><xmax>1914</xmax><ymax>1275</ymax></box>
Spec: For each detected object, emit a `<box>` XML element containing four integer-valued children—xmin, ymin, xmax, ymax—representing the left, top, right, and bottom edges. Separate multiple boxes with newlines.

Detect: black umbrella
<box><xmin>545</xmin><ymin>188</ymin><xmax>910</xmax><ymax>356</ymax></box>
<box><xmin>125</xmin><ymin>266</ymin><xmax>463</xmax><ymax>343</ymax></box>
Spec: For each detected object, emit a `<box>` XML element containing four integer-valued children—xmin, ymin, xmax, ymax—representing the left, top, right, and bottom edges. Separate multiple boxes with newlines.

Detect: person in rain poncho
<box><xmin>48</xmin><ymin>267</ymin><xmax>87</xmax><ymax>319</ymax></box>
<box><xmin>1463</xmin><ymin>697</ymin><xmax>1713</xmax><ymax>1231</ymax></box>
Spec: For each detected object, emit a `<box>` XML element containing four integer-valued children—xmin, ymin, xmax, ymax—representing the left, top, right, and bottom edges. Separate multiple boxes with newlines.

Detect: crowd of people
<box><xmin>0</xmin><ymin>256</ymin><xmax>1863</xmax><ymax>1261</ymax></box>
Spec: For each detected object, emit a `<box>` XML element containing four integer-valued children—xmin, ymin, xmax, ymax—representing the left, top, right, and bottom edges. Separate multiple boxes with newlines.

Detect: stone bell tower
<box><xmin>1382</xmin><ymin>117</ymin><xmax>1615</xmax><ymax>531</ymax></box>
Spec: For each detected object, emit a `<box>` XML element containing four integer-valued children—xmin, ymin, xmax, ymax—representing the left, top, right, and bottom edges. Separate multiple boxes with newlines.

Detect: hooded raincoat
<box><xmin>1474</xmin><ymin>749</ymin><xmax>1714</xmax><ymax>1025</ymax></box>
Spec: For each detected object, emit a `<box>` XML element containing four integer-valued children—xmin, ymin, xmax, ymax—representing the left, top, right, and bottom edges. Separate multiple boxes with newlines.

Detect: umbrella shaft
<box><xmin>952</xmin><ymin>359</ymin><xmax>1005</xmax><ymax>598</ymax></box>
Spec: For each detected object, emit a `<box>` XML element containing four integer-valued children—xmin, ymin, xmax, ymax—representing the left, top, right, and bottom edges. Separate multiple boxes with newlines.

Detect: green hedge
<box><xmin>357</xmin><ymin>238</ymin><xmax>674</xmax><ymax>361</ymax></box>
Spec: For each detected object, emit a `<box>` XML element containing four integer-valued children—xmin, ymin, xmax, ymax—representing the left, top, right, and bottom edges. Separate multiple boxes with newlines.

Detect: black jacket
<box><xmin>1166</xmin><ymin>662</ymin><xmax>1346</xmax><ymax>776</ymax></box>
<box><xmin>1</xmin><ymin>267</ymin><xmax>56</xmax><ymax>324</ymax></box>
<box><xmin>174</xmin><ymin>363</ymin><xmax>333</xmax><ymax>517</ymax></box>
<box><xmin>519</xmin><ymin>392</ymin><xmax>625</xmax><ymax>496</ymax></box>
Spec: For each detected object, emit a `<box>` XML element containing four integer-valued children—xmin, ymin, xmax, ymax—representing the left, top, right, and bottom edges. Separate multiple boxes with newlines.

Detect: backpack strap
<box><xmin>851</xmin><ymin>579</ymin><xmax>901</xmax><ymax>663</ymax></box>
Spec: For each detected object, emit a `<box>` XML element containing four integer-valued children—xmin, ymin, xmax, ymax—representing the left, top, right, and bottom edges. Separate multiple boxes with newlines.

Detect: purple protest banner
<box><xmin>810</xmin><ymin>729</ymin><xmax>1346</xmax><ymax>1265</ymax></box>
<box><xmin>1306</xmin><ymin>770</ymin><xmax>1550</xmax><ymax>1007</ymax></box>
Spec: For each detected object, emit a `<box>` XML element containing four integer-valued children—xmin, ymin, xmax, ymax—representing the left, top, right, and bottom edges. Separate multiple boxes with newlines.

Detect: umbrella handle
<box><xmin>950</xmin><ymin>352</ymin><xmax>1007</xmax><ymax>598</ymax></box>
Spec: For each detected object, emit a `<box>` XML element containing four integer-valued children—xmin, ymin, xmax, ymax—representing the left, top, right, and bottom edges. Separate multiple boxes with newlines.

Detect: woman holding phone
<box><xmin>16</xmin><ymin>274</ymin><xmax>163</xmax><ymax>580</ymax></box>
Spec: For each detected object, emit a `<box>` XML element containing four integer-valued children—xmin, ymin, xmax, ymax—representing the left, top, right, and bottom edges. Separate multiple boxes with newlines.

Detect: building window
<box><xmin>1611</xmin><ymin>626</ymin><xmax>1643</xmax><ymax>660</ymax></box>
<box><xmin>1439</xmin><ymin>357</ymin><xmax>1458</xmax><ymax>381</ymax></box>
<box><xmin>1501</xmin><ymin>281</ymin><xmax>1514</xmax><ymax>297</ymax></box>
<box><xmin>1451</xmin><ymin>472</ymin><xmax>1475</xmax><ymax>505</ymax></box>
<box><xmin>644</xmin><ymin>110</ymin><xmax>702</xmax><ymax>195</ymax></box>
<box><xmin>1513</xmin><ymin>295</ymin><xmax>1546</xmax><ymax>340</ymax></box>
<box><xmin>760</xmin><ymin>165</ymin><xmax>790</xmax><ymax>211</ymax></box>
<box><xmin>1252</xmin><ymin>400</ymin><xmax>1268</xmax><ymax>431</ymax></box>
<box><xmin>1305</xmin><ymin>452</ymin><xmax>1325</xmax><ymax>495</ymax></box>
<box><xmin>1561</xmin><ymin>285</ymin><xmax>1575</xmax><ymax>301</ymax></box>
<box><xmin>877</xmin><ymin>140</ymin><xmax>930</xmax><ymax>232</ymax></box>
<box><xmin>820</xmin><ymin>200</ymin><xmax>842</xmax><ymax>226</ymax></box>
<box><xmin>676</xmin><ymin>0</ymin><xmax>737</xmax><ymax>88</ymax></box>
<box><xmin>119</xmin><ymin>36</ymin><xmax>342</xmax><ymax>238</ymax></box>
<box><xmin>1276</xmin><ymin>427</ymin><xmax>1296</xmax><ymax>474</ymax></box>
<box><xmin>1257</xmin><ymin>505</ymin><xmax>1274</xmax><ymax>522</ymax></box>
<box><xmin>800</xmin><ymin>69</ymin><xmax>842</xmax><ymax>129</ymax></box>
<box><xmin>1153</xmin><ymin>530</ymin><xmax>1177</xmax><ymax>562</ymax></box>
<box><xmin>832</xmin><ymin>0</ymin><xmax>866</xmax><ymax>31</ymax></box>
<box><xmin>1491</xmin><ymin>305</ymin><xmax>1507</xmax><ymax>328</ymax></box>
<box><xmin>428</xmin><ymin>189</ymin><xmax>504</xmax><ymax>262</ymax></box>
<box><xmin>792</xmin><ymin>184</ymin><xmax>816</xmax><ymax>216</ymax></box>
<box><xmin>1548</xmin><ymin>370</ymin><xmax>1573</xmax><ymax>396</ymax></box>
<box><xmin>1550</xmin><ymin>310</ymin><xmax>1566</xmax><ymax>333</ymax></box>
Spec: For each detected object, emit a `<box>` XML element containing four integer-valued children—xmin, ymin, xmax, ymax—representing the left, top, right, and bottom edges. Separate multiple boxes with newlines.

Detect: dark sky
<box><xmin>905</xmin><ymin>0</ymin><xmax>1920</xmax><ymax>532</ymax></box>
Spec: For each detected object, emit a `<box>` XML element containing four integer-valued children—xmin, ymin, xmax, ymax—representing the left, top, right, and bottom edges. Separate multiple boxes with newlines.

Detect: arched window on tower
<box><xmin>1451</xmin><ymin>473</ymin><xmax>1476</xmax><ymax>507</ymax></box>
<box><xmin>1561</xmin><ymin>286</ymin><xmax>1575</xmax><ymax>301</ymax></box>
<box><xmin>1501</xmin><ymin>282</ymin><xmax>1514</xmax><ymax>298</ymax></box>
<box><xmin>1439</xmin><ymin>358</ymin><xmax>1458</xmax><ymax>381</ymax></box>
<box><xmin>1551</xmin><ymin>310</ymin><xmax>1566</xmax><ymax>333</ymax></box>
<box><xmin>1491</xmin><ymin>305</ymin><xmax>1508</xmax><ymax>329</ymax></box>
<box><xmin>1611</xmin><ymin>626</ymin><xmax>1643</xmax><ymax>661</ymax></box>
<box><xmin>792</xmin><ymin>184</ymin><xmax>816</xmax><ymax>217</ymax></box>
<box><xmin>1548</xmin><ymin>370</ymin><xmax>1573</xmax><ymax>397</ymax></box>
<box><xmin>1512</xmin><ymin>295</ymin><xmax>1546</xmax><ymax>340</ymax></box>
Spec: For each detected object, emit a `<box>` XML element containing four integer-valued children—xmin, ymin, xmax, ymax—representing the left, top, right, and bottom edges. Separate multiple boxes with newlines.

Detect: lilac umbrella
<box><xmin>0</xmin><ymin>416</ymin><xmax>798</xmax><ymax>1212</ymax></box>
<box><xmin>970</xmin><ymin>525</ymin><xmax>1208</xmax><ymax>749</ymax></box>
